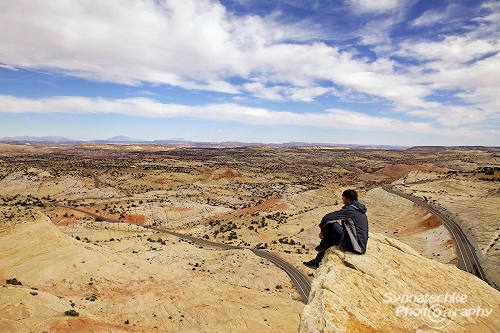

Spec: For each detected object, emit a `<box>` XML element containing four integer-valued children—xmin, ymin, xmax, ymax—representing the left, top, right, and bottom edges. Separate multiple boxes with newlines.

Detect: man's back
<box><xmin>320</xmin><ymin>200</ymin><xmax>369</xmax><ymax>254</ymax></box>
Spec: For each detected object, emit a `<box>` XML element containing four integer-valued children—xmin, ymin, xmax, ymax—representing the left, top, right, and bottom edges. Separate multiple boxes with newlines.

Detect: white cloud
<box><xmin>410</xmin><ymin>3</ymin><xmax>469</xmax><ymax>29</ymax></box>
<box><xmin>1</xmin><ymin>0</ymin><xmax>245</xmax><ymax>89</ymax></box>
<box><xmin>346</xmin><ymin>0</ymin><xmax>405</xmax><ymax>14</ymax></box>
<box><xmin>475</xmin><ymin>1</ymin><xmax>500</xmax><ymax>26</ymax></box>
<box><xmin>0</xmin><ymin>0</ymin><xmax>428</xmax><ymax>106</ymax></box>
<box><xmin>0</xmin><ymin>94</ymin><xmax>491</xmax><ymax>140</ymax></box>
<box><xmin>399</xmin><ymin>36</ymin><xmax>500</xmax><ymax>64</ymax></box>
<box><xmin>288</xmin><ymin>86</ymin><xmax>332</xmax><ymax>102</ymax></box>
<box><xmin>241</xmin><ymin>81</ymin><xmax>332</xmax><ymax>102</ymax></box>
<box><xmin>390</xmin><ymin>2</ymin><xmax>500</xmax><ymax>128</ymax></box>
<box><xmin>241</xmin><ymin>82</ymin><xmax>285</xmax><ymax>101</ymax></box>
<box><xmin>0</xmin><ymin>0</ymin><xmax>320</xmax><ymax>90</ymax></box>
<box><xmin>0</xmin><ymin>0</ymin><xmax>499</xmax><ymax>138</ymax></box>
<box><xmin>411</xmin><ymin>9</ymin><xmax>447</xmax><ymax>27</ymax></box>
<box><xmin>0</xmin><ymin>64</ymin><xmax>18</xmax><ymax>71</ymax></box>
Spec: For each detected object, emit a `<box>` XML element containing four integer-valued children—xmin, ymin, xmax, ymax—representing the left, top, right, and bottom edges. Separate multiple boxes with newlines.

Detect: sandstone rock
<box><xmin>299</xmin><ymin>233</ymin><xmax>500</xmax><ymax>333</ymax></box>
<box><xmin>0</xmin><ymin>214</ymin><xmax>303</xmax><ymax>332</ymax></box>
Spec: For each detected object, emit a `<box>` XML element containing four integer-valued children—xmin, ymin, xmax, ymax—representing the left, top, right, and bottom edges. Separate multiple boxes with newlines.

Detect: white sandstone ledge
<box><xmin>299</xmin><ymin>233</ymin><xmax>500</xmax><ymax>333</ymax></box>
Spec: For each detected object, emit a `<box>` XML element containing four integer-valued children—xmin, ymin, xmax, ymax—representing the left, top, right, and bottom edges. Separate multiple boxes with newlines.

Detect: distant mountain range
<box><xmin>1</xmin><ymin>135</ymin><xmax>498</xmax><ymax>151</ymax></box>
<box><xmin>0</xmin><ymin>135</ymin><xmax>145</xmax><ymax>144</ymax></box>
<box><xmin>406</xmin><ymin>146</ymin><xmax>500</xmax><ymax>152</ymax></box>
<box><xmin>93</xmin><ymin>135</ymin><xmax>146</xmax><ymax>143</ymax></box>
<box><xmin>0</xmin><ymin>136</ymin><xmax>80</xmax><ymax>143</ymax></box>
<box><xmin>0</xmin><ymin>135</ymin><xmax>406</xmax><ymax>149</ymax></box>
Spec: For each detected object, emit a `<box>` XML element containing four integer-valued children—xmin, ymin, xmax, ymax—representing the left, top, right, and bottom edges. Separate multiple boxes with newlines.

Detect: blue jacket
<box><xmin>320</xmin><ymin>200</ymin><xmax>369</xmax><ymax>254</ymax></box>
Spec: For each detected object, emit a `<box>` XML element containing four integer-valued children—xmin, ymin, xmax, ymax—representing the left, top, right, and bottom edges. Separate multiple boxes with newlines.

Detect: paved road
<box><xmin>51</xmin><ymin>202</ymin><xmax>118</xmax><ymax>223</ymax></box>
<box><xmin>56</xmin><ymin>169</ymin><xmax>311</xmax><ymax>302</ymax></box>
<box><xmin>250</xmin><ymin>248</ymin><xmax>311</xmax><ymax>303</ymax></box>
<box><xmin>383</xmin><ymin>185</ymin><xmax>489</xmax><ymax>283</ymax></box>
<box><xmin>52</xmin><ymin>203</ymin><xmax>311</xmax><ymax>303</ymax></box>
<box><xmin>83</xmin><ymin>169</ymin><xmax>100</xmax><ymax>188</ymax></box>
<box><xmin>151</xmin><ymin>227</ymin><xmax>311</xmax><ymax>303</ymax></box>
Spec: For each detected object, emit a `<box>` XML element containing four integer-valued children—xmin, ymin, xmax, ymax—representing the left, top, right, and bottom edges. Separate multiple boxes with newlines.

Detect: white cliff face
<box><xmin>299</xmin><ymin>233</ymin><xmax>500</xmax><ymax>333</ymax></box>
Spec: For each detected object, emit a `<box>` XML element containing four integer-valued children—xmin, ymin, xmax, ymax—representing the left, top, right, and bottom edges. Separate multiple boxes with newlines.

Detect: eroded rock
<box><xmin>299</xmin><ymin>233</ymin><xmax>500</xmax><ymax>333</ymax></box>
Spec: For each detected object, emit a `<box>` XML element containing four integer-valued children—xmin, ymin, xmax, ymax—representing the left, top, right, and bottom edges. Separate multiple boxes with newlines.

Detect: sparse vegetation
<box><xmin>1</xmin><ymin>144</ymin><xmax>499</xmax><ymax>301</ymax></box>
<box><xmin>64</xmin><ymin>309</ymin><xmax>79</xmax><ymax>317</ymax></box>
<box><xmin>6</xmin><ymin>278</ymin><xmax>22</xmax><ymax>285</ymax></box>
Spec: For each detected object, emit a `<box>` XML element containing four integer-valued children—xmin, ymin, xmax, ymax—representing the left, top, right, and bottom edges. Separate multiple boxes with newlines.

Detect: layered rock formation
<box><xmin>299</xmin><ymin>233</ymin><xmax>500</xmax><ymax>333</ymax></box>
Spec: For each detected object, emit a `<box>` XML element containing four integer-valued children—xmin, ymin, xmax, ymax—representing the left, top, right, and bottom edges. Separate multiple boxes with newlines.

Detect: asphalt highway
<box><xmin>151</xmin><ymin>227</ymin><xmax>311</xmax><ymax>303</ymax></box>
<box><xmin>83</xmin><ymin>169</ymin><xmax>100</xmax><ymax>188</ymax></box>
<box><xmin>251</xmin><ymin>248</ymin><xmax>311</xmax><ymax>304</ymax></box>
<box><xmin>52</xmin><ymin>168</ymin><xmax>312</xmax><ymax>303</ymax></box>
<box><xmin>383</xmin><ymin>185</ymin><xmax>489</xmax><ymax>283</ymax></box>
<box><xmin>50</xmin><ymin>202</ymin><xmax>311</xmax><ymax>303</ymax></box>
<box><xmin>51</xmin><ymin>202</ymin><xmax>118</xmax><ymax>223</ymax></box>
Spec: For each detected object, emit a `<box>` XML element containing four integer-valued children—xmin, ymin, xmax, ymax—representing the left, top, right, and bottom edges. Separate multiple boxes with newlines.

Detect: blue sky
<box><xmin>1</xmin><ymin>0</ymin><xmax>499</xmax><ymax>146</ymax></box>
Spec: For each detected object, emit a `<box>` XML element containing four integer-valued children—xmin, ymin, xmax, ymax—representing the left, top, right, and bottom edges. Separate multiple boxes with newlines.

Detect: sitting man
<box><xmin>303</xmin><ymin>189</ymin><xmax>369</xmax><ymax>269</ymax></box>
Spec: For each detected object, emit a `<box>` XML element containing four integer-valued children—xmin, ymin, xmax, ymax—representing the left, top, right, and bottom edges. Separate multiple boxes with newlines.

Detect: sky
<box><xmin>0</xmin><ymin>0</ymin><xmax>499</xmax><ymax>146</ymax></box>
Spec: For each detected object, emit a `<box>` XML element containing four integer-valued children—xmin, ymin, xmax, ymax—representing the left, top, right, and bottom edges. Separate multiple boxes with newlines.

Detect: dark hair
<box><xmin>342</xmin><ymin>189</ymin><xmax>358</xmax><ymax>201</ymax></box>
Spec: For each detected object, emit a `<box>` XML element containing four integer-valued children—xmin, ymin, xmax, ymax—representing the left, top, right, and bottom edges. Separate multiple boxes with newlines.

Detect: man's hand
<box><xmin>319</xmin><ymin>230</ymin><xmax>323</xmax><ymax>239</ymax></box>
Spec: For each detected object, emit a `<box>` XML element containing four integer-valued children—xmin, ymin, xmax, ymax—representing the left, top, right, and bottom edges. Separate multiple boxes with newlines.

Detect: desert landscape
<box><xmin>1</xmin><ymin>142</ymin><xmax>499</xmax><ymax>332</ymax></box>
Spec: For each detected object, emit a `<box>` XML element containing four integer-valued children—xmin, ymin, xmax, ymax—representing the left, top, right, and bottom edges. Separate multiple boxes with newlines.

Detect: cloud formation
<box><xmin>0</xmin><ymin>0</ymin><xmax>499</xmax><ymax>144</ymax></box>
<box><xmin>346</xmin><ymin>0</ymin><xmax>404</xmax><ymax>14</ymax></box>
<box><xmin>0</xmin><ymin>94</ymin><xmax>493</xmax><ymax>139</ymax></box>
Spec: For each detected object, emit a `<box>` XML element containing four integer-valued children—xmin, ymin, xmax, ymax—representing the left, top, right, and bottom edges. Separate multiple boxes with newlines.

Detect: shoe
<box><xmin>303</xmin><ymin>259</ymin><xmax>319</xmax><ymax>269</ymax></box>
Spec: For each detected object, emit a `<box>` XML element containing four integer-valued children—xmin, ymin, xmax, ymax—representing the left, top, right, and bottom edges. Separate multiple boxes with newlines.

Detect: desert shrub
<box><xmin>64</xmin><ymin>310</ymin><xmax>79</xmax><ymax>316</ymax></box>
<box><xmin>6</xmin><ymin>278</ymin><xmax>22</xmax><ymax>285</ymax></box>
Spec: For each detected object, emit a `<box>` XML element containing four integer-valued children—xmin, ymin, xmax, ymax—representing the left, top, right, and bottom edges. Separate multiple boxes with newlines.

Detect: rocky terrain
<box><xmin>1</xmin><ymin>143</ymin><xmax>499</xmax><ymax>332</ymax></box>
<box><xmin>1</xmin><ymin>214</ymin><xmax>303</xmax><ymax>332</ymax></box>
<box><xmin>299</xmin><ymin>234</ymin><xmax>500</xmax><ymax>333</ymax></box>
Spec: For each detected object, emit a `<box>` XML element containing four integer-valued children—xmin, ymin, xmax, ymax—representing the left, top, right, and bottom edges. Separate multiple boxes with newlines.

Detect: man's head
<box><xmin>342</xmin><ymin>189</ymin><xmax>358</xmax><ymax>202</ymax></box>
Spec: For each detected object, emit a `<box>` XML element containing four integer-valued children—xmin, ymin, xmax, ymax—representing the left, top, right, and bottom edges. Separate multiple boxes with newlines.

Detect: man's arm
<box><xmin>320</xmin><ymin>207</ymin><xmax>351</xmax><ymax>228</ymax></box>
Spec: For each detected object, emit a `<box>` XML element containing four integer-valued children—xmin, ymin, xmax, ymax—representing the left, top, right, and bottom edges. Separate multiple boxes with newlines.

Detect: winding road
<box><xmin>65</xmin><ymin>168</ymin><xmax>312</xmax><ymax>302</ymax></box>
<box><xmin>53</xmin><ymin>200</ymin><xmax>311</xmax><ymax>303</ymax></box>
<box><xmin>83</xmin><ymin>169</ymin><xmax>100</xmax><ymax>188</ymax></box>
<box><xmin>55</xmin><ymin>168</ymin><xmax>490</xmax><ymax>302</ymax></box>
<box><xmin>383</xmin><ymin>185</ymin><xmax>489</xmax><ymax>284</ymax></box>
<box><xmin>151</xmin><ymin>227</ymin><xmax>311</xmax><ymax>303</ymax></box>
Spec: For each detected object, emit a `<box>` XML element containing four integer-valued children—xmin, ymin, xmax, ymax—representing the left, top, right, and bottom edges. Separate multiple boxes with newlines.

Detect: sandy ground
<box><xmin>1</xmin><ymin>150</ymin><xmax>498</xmax><ymax>332</ymax></box>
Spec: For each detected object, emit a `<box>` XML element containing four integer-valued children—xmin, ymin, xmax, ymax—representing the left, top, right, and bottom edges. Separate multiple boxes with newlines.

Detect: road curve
<box><xmin>251</xmin><ymin>248</ymin><xmax>311</xmax><ymax>304</ymax></box>
<box><xmin>50</xmin><ymin>203</ymin><xmax>311</xmax><ymax>303</ymax></box>
<box><xmin>383</xmin><ymin>185</ymin><xmax>489</xmax><ymax>283</ymax></box>
<box><xmin>51</xmin><ymin>202</ymin><xmax>117</xmax><ymax>223</ymax></box>
<box><xmin>83</xmin><ymin>169</ymin><xmax>100</xmax><ymax>189</ymax></box>
<box><xmin>152</xmin><ymin>226</ymin><xmax>311</xmax><ymax>303</ymax></box>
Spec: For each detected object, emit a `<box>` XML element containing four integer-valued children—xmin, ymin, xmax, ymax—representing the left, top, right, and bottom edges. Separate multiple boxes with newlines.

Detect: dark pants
<box><xmin>314</xmin><ymin>221</ymin><xmax>343</xmax><ymax>262</ymax></box>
